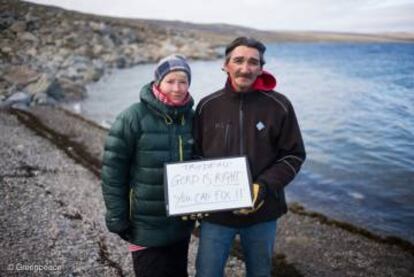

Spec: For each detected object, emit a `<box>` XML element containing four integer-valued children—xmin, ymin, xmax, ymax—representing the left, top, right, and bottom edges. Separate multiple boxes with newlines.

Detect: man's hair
<box><xmin>224</xmin><ymin>37</ymin><xmax>266</xmax><ymax>66</ymax></box>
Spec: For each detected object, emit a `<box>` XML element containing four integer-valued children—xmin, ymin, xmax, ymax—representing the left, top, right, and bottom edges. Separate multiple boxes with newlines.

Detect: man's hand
<box><xmin>234</xmin><ymin>183</ymin><xmax>266</xmax><ymax>215</ymax></box>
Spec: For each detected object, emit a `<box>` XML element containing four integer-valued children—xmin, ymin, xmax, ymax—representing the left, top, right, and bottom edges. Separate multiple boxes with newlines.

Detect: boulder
<box><xmin>0</xmin><ymin>11</ymin><xmax>16</xmax><ymax>31</ymax></box>
<box><xmin>32</xmin><ymin>92</ymin><xmax>58</xmax><ymax>105</ymax></box>
<box><xmin>3</xmin><ymin>66</ymin><xmax>41</xmax><ymax>88</ymax></box>
<box><xmin>58</xmin><ymin>79</ymin><xmax>87</xmax><ymax>101</ymax></box>
<box><xmin>9</xmin><ymin>21</ymin><xmax>26</xmax><ymax>33</ymax></box>
<box><xmin>24</xmin><ymin>13</ymin><xmax>41</xmax><ymax>32</ymax></box>
<box><xmin>92</xmin><ymin>44</ymin><xmax>104</xmax><ymax>56</ymax></box>
<box><xmin>19</xmin><ymin>32</ymin><xmax>39</xmax><ymax>43</ymax></box>
<box><xmin>1</xmin><ymin>91</ymin><xmax>32</xmax><ymax>108</ymax></box>
<box><xmin>89</xmin><ymin>21</ymin><xmax>110</xmax><ymax>35</ymax></box>
<box><xmin>23</xmin><ymin>74</ymin><xmax>64</xmax><ymax>101</ymax></box>
<box><xmin>115</xmin><ymin>56</ymin><xmax>127</xmax><ymax>69</ymax></box>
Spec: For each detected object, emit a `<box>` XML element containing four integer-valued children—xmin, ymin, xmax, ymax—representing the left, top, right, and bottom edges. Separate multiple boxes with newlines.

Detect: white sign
<box><xmin>164</xmin><ymin>156</ymin><xmax>253</xmax><ymax>216</ymax></box>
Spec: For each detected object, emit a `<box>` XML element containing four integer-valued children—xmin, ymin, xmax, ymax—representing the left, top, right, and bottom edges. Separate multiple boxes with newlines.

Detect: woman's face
<box><xmin>159</xmin><ymin>71</ymin><xmax>189</xmax><ymax>103</ymax></box>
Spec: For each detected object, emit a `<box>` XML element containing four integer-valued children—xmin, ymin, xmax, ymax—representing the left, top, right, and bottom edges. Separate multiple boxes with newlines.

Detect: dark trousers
<box><xmin>131</xmin><ymin>238</ymin><xmax>190</xmax><ymax>277</ymax></box>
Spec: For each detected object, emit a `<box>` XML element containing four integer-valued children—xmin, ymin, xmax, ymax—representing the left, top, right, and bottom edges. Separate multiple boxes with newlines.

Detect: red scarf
<box><xmin>152</xmin><ymin>84</ymin><xmax>191</xmax><ymax>107</ymax></box>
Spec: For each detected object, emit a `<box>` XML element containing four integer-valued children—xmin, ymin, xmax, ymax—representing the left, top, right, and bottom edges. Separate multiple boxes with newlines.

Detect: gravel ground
<box><xmin>0</xmin><ymin>110</ymin><xmax>132</xmax><ymax>276</ymax></box>
<box><xmin>1</xmin><ymin>107</ymin><xmax>413</xmax><ymax>277</ymax></box>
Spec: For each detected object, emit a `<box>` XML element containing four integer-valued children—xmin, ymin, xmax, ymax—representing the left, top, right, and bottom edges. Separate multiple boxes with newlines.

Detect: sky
<box><xmin>27</xmin><ymin>0</ymin><xmax>414</xmax><ymax>33</ymax></box>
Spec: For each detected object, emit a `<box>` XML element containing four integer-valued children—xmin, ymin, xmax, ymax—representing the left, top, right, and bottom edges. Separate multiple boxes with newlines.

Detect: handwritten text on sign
<box><xmin>164</xmin><ymin>157</ymin><xmax>253</xmax><ymax>216</ymax></box>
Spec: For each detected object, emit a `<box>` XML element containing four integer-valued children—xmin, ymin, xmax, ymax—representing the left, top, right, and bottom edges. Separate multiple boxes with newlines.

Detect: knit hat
<box><xmin>154</xmin><ymin>54</ymin><xmax>191</xmax><ymax>85</ymax></box>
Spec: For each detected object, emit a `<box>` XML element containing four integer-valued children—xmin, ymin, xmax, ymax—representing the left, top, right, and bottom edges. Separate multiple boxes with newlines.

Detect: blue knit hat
<box><xmin>154</xmin><ymin>54</ymin><xmax>191</xmax><ymax>85</ymax></box>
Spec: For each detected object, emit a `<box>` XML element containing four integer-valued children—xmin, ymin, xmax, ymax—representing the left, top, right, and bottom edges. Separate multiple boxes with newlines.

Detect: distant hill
<box><xmin>11</xmin><ymin>0</ymin><xmax>414</xmax><ymax>45</ymax></box>
<box><xmin>124</xmin><ymin>19</ymin><xmax>414</xmax><ymax>44</ymax></box>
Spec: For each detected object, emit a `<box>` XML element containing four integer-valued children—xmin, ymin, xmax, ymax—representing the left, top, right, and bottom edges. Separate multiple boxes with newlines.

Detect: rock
<box><xmin>46</xmin><ymin>79</ymin><xmax>64</xmax><ymax>100</ymax></box>
<box><xmin>3</xmin><ymin>66</ymin><xmax>41</xmax><ymax>88</ymax></box>
<box><xmin>58</xmin><ymin>79</ymin><xmax>87</xmax><ymax>101</ymax></box>
<box><xmin>23</xmin><ymin>74</ymin><xmax>64</xmax><ymax>101</ymax></box>
<box><xmin>32</xmin><ymin>92</ymin><xmax>58</xmax><ymax>105</ymax></box>
<box><xmin>115</xmin><ymin>56</ymin><xmax>127</xmax><ymax>68</ymax></box>
<box><xmin>77</xmin><ymin>66</ymin><xmax>103</xmax><ymax>83</ymax></box>
<box><xmin>19</xmin><ymin>32</ymin><xmax>39</xmax><ymax>43</ymax></box>
<box><xmin>1</xmin><ymin>46</ymin><xmax>13</xmax><ymax>54</ymax></box>
<box><xmin>120</xmin><ymin>28</ymin><xmax>142</xmax><ymax>44</ymax></box>
<box><xmin>26</xmin><ymin>47</ymin><xmax>38</xmax><ymax>57</ymax></box>
<box><xmin>61</xmin><ymin>54</ymin><xmax>90</xmax><ymax>69</ymax></box>
<box><xmin>92</xmin><ymin>44</ymin><xmax>104</xmax><ymax>56</ymax></box>
<box><xmin>0</xmin><ymin>11</ymin><xmax>17</xmax><ymax>30</ymax></box>
<box><xmin>23</xmin><ymin>74</ymin><xmax>51</xmax><ymax>96</ymax></box>
<box><xmin>101</xmin><ymin>53</ymin><xmax>118</xmax><ymax>65</ymax></box>
<box><xmin>101</xmin><ymin>35</ymin><xmax>115</xmax><ymax>48</ymax></box>
<box><xmin>89</xmin><ymin>21</ymin><xmax>110</xmax><ymax>35</ymax></box>
<box><xmin>160</xmin><ymin>39</ymin><xmax>179</xmax><ymax>54</ymax></box>
<box><xmin>0</xmin><ymin>91</ymin><xmax>32</xmax><ymax>108</ymax></box>
<box><xmin>24</xmin><ymin>13</ymin><xmax>40</xmax><ymax>32</ymax></box>
<box><xmin>8</xmin><ymin>21</ymin><xmax>27</xmax><ymax>33</ymax></box>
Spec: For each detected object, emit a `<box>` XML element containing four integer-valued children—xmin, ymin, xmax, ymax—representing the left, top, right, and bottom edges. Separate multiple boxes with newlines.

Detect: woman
<box><xmin>101</xmin><ymin>54</ymin><xmax>195</xmax><ymax>277</ymax></box>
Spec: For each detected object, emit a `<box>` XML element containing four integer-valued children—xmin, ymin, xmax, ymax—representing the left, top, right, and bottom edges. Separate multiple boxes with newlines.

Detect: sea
<box><xmin>80</xmin><ymin>42</ymin><xmax>414</xmax><ymax>242</ymax></box>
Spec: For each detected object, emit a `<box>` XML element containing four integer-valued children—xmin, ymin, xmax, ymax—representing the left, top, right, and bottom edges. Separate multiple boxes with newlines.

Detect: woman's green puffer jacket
<box><xmin>101</xmin><ymin>82</ymin><xmax>194</xmax><ymax>247</ymax></box>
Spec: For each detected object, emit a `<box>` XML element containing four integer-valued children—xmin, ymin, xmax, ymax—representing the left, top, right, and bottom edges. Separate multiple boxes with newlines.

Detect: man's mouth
<box><xmin>236</xmin><ymin>74</ymin><xmax>252</xmax><ymax>80</ymax></box>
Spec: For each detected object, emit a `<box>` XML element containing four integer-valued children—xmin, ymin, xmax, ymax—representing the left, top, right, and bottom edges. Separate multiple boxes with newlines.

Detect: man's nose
<box><xmin>240</xmin><ymin>62</ymin><xmax>251</xmax><ymax>73</ymax></box>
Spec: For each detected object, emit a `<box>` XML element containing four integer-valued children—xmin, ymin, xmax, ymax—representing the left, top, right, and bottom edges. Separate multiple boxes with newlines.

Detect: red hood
<box><xmin>252</xmin><ymin>70</ymin><xmax>277</xmax><ymax>91</ymax></box>
<box><xmin>227</xmin><ymin>70</ymin><xmax>277</xmax><ymax>92</ymax></box>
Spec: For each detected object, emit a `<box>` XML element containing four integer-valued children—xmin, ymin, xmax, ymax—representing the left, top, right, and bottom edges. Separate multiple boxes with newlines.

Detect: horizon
<box><xmin>26</xmin><ymin>0</ymin><xmax>414</xmax><ymax>34</ymax></box>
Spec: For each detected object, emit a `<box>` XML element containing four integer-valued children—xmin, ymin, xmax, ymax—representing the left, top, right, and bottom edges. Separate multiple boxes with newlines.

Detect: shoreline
<box><xmin>11</xmin><ymin>105</ymin><xmax>414</xmax><ymax>251</ymax></box>
<box><xmin>1</xmin><ymin>106</ymin><xmax>413</xmax><ymax>276</ymax></box>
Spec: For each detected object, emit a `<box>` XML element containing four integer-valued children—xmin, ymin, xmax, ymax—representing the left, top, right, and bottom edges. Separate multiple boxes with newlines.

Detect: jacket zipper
<box><xmin>239</xmin><ymin>95</ymin><xmax>244</xmax><ymax>154</ymax></box>
<box><xmin>178</xmin><ymin>114</ymin><xmax>185</xmax><ymax>161</ymax></box>
<box><xmin>129</xmin><ymin>188</ymin><xmax>133</xmax><ymax>220</ymax></box>
<box><xmin>178</xmin><ymin>135</ymin><xmax>183</xmax><ymax>161</ymax></box>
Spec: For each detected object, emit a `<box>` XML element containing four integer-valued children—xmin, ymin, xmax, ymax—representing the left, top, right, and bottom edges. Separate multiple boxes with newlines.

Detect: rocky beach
<box><xmin>1</xmin><ymin>106</ymin><xmax>413</xmax><ymax>276</ymax></box>
<box><xmin>1</xmin><ymin>0</ymin><xmax>414</xmax><ymax>276</ymax></box>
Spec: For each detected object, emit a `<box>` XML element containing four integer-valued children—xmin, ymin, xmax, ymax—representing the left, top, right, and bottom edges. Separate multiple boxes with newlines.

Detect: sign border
<box><xmin>163</xmin><ymin>155</ymin><xmax>253</xmax><ymax>216</ymax></box>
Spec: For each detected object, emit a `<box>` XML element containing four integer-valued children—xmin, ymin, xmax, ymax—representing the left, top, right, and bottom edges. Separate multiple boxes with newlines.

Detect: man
<box><xmin>193</xmin><ymin>37</ymin><xmax>306</xmax><ymax>277</ymax></box>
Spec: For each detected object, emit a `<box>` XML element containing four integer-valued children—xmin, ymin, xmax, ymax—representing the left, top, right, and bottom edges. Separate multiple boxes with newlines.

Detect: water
<box><xmin>81</xmin><ymin>43</ymin><xmax>414</xmax><ymax>242</ymax></box>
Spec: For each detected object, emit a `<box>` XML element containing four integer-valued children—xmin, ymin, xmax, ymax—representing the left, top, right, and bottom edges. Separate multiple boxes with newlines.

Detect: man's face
<box><xmin>224</xmin><ymin>46</ymin><xmax>263</xmax><ymax>92</ymax></box>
